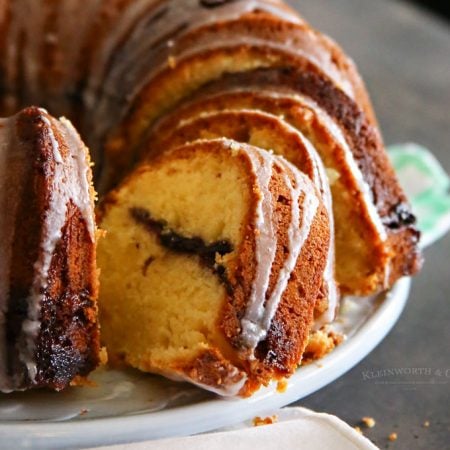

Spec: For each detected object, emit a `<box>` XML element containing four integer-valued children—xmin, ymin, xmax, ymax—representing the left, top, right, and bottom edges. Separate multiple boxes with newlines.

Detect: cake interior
<box><xmin>98</xmin><ymin>146</ymin><xmax>253</xmax><ymax>376</ymax></box>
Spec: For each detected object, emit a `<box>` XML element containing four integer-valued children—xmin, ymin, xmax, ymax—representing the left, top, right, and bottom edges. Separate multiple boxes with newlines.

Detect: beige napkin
<box><xmin>89</xmin><ymin>407</ymin><xmax>378</xmax><ymax>450</ymax></box>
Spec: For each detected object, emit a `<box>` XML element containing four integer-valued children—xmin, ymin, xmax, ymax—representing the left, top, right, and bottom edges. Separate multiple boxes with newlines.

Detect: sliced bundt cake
<box><xmin>0</xmin><ymin>107</ymin><xmax>100</xmax><ymax>392</ymax></box>
<box><xmin>97</xmin><ymin>139</ymin><xmax>330</xmax><ymax>396</ymax></box>
<box><xmin>0</xmin><ymin>0</ymin><xmax>422</xmax><ymax>396</ymax></box>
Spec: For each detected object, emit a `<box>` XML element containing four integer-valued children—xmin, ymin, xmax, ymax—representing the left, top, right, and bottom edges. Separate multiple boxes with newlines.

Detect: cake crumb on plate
<box><xmin>388</xmin><ymin>432</ymin><xmax>398</xmax><ymax>441</ymax></box>
<box><xmin>361</xmin><ymin>416</ymin><xmax>376</xmax><ymax>428</ymax></box>
<box><xmin>252</xmin><ymin>415</ymin><xmax>278</xmax><ymax>427</ymax></box>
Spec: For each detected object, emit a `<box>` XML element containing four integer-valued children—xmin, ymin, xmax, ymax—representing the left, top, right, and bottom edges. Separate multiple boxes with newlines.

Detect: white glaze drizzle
<box><xmin>277</xmin><ymin>133</ymin><xmax>338</xmax><ymax>329</ymax></box>
<box><xmin>19</xmin><ymin>111</ymin><xmax>95</xmax><ymax>383</ymax></box>
<box><xmin>251</xmin><ymin>109</ymin><xmax>338</xmax><ymax>327</ymax></box>
<box><xmin>296</xmin><ymin>132</ymin><xmax>338</xmax><ymax>328</ymax></box>
<box><xmin>265</xmin><ymin>156</ymin><xmax>320</xmax><ymax>335</ymax></box>
<box><xmin>239</xmin><ymin>146</ymin><xmax>277</xmax><ymax>351</ymax></box>
<box><xmin>240</xmin><ymin>148</ymin><xmax>322</xmax><ymax>353</ymax></box>
<box><xmin>253</xmin><ymin>109</ymin><xmax>338</xmax><ymax>326</ymax></box>
<box><xmin>239</xmin><ymin>144</ymin><xmax>320</xmax><ymax>352</ymax></box>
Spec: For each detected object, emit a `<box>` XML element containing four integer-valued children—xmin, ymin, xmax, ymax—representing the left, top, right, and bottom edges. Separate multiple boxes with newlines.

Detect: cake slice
<box><xmin>0</xmin><ymin>107</ymin><xmax>100</xmax><ymax>392</ymax></box>
<box><xmin>98</xmin><ymin>138</ymin><xmax>330</xmax><ymax>396</ymax></box>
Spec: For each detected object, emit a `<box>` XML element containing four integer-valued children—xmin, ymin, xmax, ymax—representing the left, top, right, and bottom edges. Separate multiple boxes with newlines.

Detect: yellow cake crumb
<box><xmin>361</xmin><ymin>416</ymin><xmax>376</xmax><ymax>428</ymax></box>
<box><xmin>423</xmin><ymin>420</ymin><xmax>430</xmax><ymax>428</ymax></box>
<box><xmin>253</xmin><ymin>415</ymin><xmax>278</xmax><ymax>427</ymax></box>
<box><xmin>302</xmin><ymin>329</ymin><xmax>343</xmax><ymax>364</ymax></box>
<box><xmin>388</xmin><ymin>432</ymin><xmax>398</xmax><ymax>441</ymax></box>
<box><xmin>354</xmin><ymin>426</ymin><xmax>363</xmax><ymax>434</ymax></box>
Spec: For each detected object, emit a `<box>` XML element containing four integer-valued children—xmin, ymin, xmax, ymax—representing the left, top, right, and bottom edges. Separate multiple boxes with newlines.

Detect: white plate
<box><xmin>0</xmin><ymin>277</ymin><xmax>411</xmax><ymax>449</ymax></box>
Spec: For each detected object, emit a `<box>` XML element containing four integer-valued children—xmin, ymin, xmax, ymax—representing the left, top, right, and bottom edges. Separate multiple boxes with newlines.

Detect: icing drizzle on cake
<box><xmin>239</xmin><ymin>145</ymin><xmax>320</xmax><ymax>354</ymax></box>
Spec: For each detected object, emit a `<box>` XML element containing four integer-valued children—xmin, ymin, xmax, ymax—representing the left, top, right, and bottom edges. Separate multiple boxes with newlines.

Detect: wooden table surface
<box><xmin>286</xmin><ymin>0</ymin><xmax>450</xmax><ymax>448</ymax></box>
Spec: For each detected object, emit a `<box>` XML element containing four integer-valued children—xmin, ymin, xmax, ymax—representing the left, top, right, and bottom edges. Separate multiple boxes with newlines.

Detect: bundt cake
<box><xmin>0</xmin><ymin>0</ymin><xmax>422</xmax><ymax>395</ymax></box>
<box><xmin>97</xmin><ymin>139</ymin><xmax>330</xmax><ymax>396</ymax></box>
<box><xmin>0</xmin><ymin>107</ymin><xmax>100</xmax><ymax>393</ymax></box>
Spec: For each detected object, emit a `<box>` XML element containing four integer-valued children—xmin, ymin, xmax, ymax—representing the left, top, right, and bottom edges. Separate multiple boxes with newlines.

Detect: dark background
<box><xmin>408</xmin><ymin>0</ymin><xmax>450</xmax><ymax>21</ymax></box>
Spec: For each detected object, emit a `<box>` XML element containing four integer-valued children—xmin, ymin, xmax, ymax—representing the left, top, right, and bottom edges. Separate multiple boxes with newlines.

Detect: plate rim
<box><xmin>0</xmin><ymin>277</ymin><xmax>411</xmax><ymax>449</ymax></box>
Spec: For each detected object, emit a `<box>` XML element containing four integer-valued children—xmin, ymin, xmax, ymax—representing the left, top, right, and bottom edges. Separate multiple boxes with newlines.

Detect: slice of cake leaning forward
<box><xmin>97</xmin><ymin>138</ymin><xmax>330</xmax><ymax>396</ymax></box>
